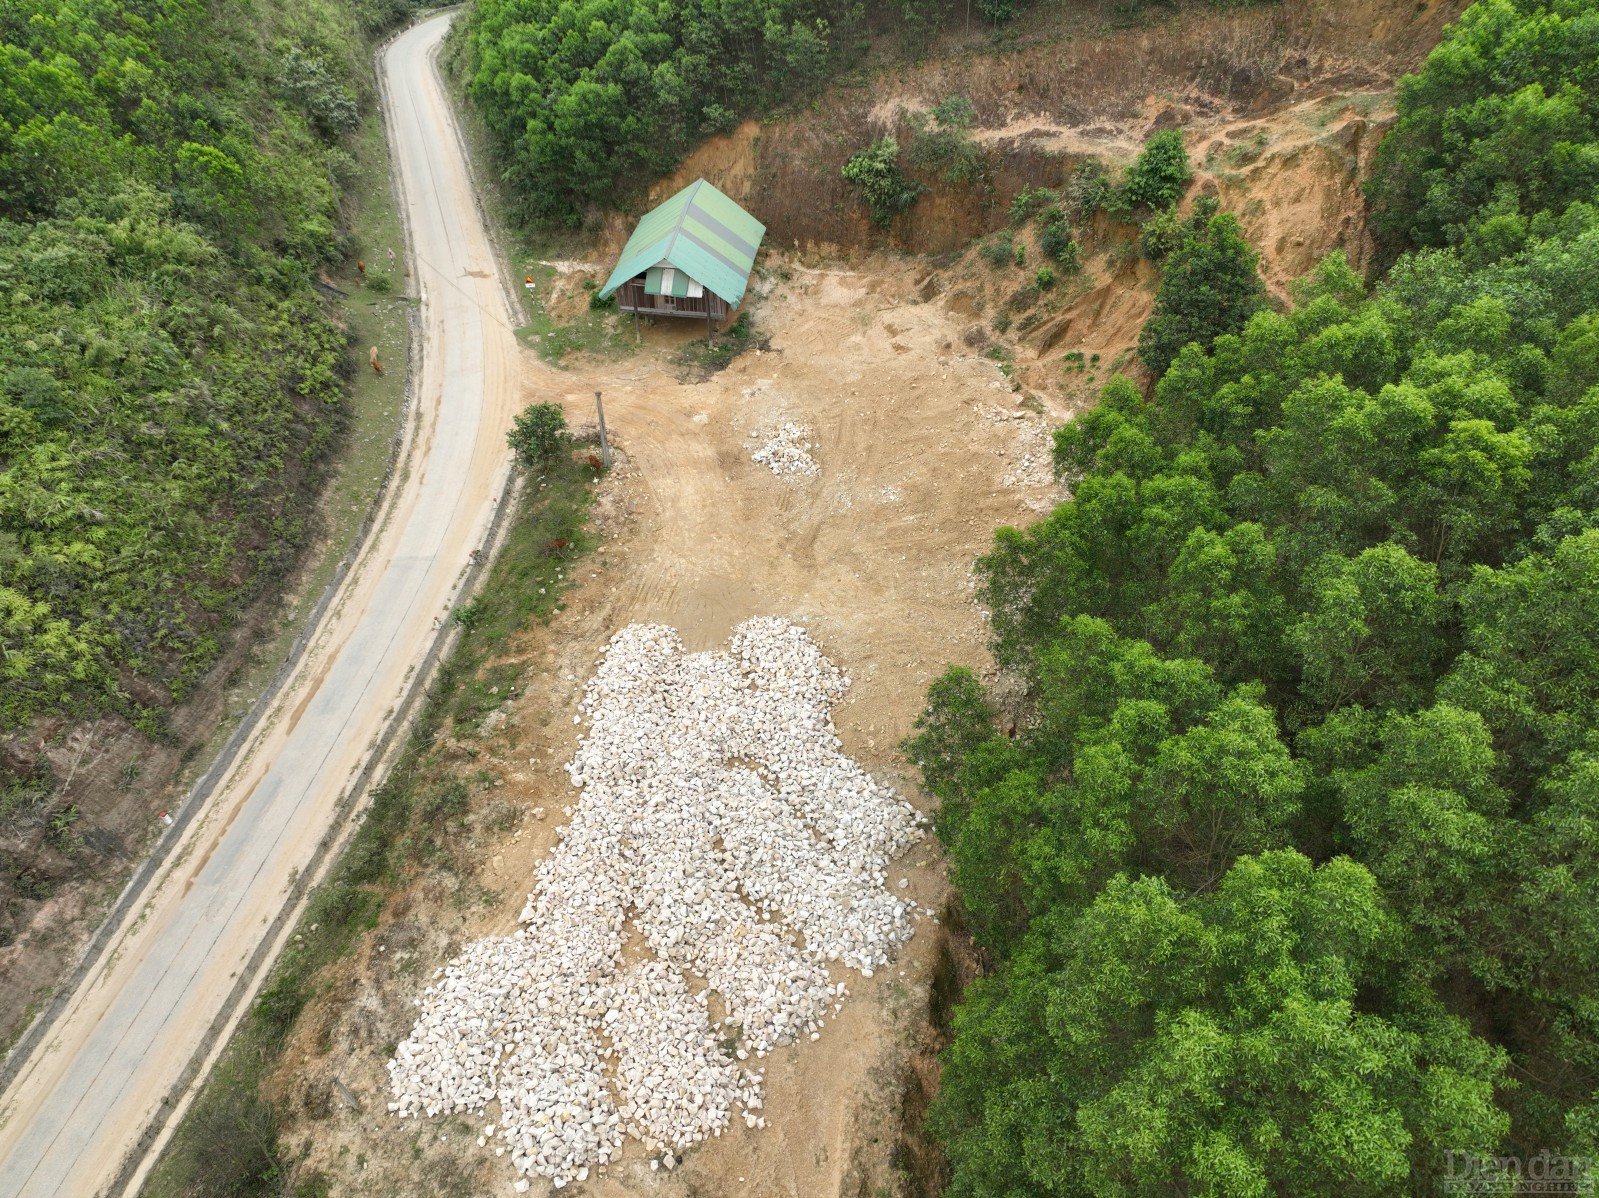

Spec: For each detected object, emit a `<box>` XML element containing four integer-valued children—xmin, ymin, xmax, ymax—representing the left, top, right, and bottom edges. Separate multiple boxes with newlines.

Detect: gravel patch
<box><xmin>750</xmin><ymin>422</ymin><xmax>819</xmax><ymax>477</ymax></box>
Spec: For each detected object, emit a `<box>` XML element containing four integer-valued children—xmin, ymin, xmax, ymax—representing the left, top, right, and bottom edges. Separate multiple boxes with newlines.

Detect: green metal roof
<box><xmin>599</xmin><ymin>179</ymin><xmax>765</xmax><ymax>308</ymax></box>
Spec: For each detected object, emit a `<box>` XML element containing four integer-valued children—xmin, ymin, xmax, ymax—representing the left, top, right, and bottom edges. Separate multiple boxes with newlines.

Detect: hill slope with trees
<box><xmin>0</xmin><ymin>0</ymin><xmax>422</xmax><ymax>737</ymax></box>
<box><xmin>910</xmin><ymin>0</ymin><xmax>1599</xmax><ymax>1192</ymax></box>
<box><xmin>449</xmin><ymin>0</ymin><xmax>1282</xmax><ymax>225</ymax></box>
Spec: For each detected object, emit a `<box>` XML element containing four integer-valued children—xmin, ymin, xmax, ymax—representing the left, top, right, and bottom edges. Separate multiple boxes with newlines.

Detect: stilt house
<box><xmin>599</xmin><ymin>179</ymin><xmax>765</xmax><ymax>327</ymax></box>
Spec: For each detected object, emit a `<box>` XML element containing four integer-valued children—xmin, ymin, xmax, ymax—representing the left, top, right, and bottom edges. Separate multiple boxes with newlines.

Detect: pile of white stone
<box><xmin>750</xmin><ymin>422</ymin><xmax>819</xmax><ymax>477</ymax></box>
<box><xmin>387</xmin><ymin>618</ymin><xmax>920</xmax><ymax>1189</ymax></box>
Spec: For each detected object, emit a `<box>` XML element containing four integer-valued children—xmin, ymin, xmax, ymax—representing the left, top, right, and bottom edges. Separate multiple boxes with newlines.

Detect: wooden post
<box><xmin>595</xmin><ymin>390</ymin><xmax>611</xmax><ymax>468</ymax></box>
<box><xmin>706</xmin><ymin>306</ymin><xmax>714</xmax><ymax>345</ymax></box>
<box><xmin>331</xmin><ymin>1077</ymin><xmax>362</xmax><ymax>1113</ymax></box>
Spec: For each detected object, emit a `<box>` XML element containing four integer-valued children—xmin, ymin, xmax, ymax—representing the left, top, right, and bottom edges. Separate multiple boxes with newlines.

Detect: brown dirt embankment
<box><xmin>620</xmin><ymin>0</ymin><xmax>1464</xmax><ymax>257</ymax></box>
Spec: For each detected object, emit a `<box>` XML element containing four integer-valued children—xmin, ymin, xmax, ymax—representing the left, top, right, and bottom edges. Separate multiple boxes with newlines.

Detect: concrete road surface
<box><xmin>0</xmin><ymin>13</ymin><xmax>520</xmax><ymax>1195</ymax></box>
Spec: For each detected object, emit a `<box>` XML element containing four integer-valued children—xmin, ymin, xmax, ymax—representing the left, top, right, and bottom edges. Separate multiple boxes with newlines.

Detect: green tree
<box><xmin>932</xmin><ymin>852</ymin><xmax>1509</xmax><ymax>1198</ymax></box>
<box><xmin>507</xmin><ymin>402</ymin><xmax>570</xmax><ymax>468</ymax></box>
<box><xmin>1366</xmin><ymin>0</ymin><xmax>1599</xmax><ymax>257</ymax></box>
<box><xmin>1138</xmin><ymin>211</ymin><xmax>1265</xmax><ymax>376</ymax></box>
<box><xmin>919</xmin><ymin>0</ymin><xmax>1599</xmax><ymax>1174</ymax></box>
<box><xmin>1290</xmin><ymin>544</ymin><xmax>1447</xmax><ymax>712</ymax></box>
<box><xmin>1441</xmin><ymin>529</ymin><xmax>1599</xmax><ymax>779</ymax></box>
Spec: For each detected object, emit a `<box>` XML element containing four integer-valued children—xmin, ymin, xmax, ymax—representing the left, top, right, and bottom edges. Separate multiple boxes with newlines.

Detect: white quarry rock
<box><xmin>387</xmin><ymin>618</ymin><xmax>920</xmax><ymax>1188</ymax></box>
<box><xmin>750</xmin><ymin>423</ymin><xmax>819</xmax><ymax>477</ymax></box>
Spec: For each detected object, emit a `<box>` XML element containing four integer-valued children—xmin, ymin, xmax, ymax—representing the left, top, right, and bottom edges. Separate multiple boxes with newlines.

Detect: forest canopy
<box><xmin>912</xmin><ymin>1</ymin><xmax>1599</xmax><ymax>1193</ymax></box>
<box><xmin>0</xmin><ymin>0</ymin><xmax>422</xmax><ymax>731</ymax></box>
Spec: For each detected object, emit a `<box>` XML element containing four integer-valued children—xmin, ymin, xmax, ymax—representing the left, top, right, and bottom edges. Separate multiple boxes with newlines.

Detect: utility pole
<box><xmin>594</xmin><ymin>390</ymin><xmax>611</xmax><ymax>468</ymax></box>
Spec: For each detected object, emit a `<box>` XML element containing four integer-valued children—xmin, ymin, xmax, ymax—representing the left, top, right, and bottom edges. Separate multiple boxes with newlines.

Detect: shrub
<box><xmin>842</xmin><ymin>137</ymin><xmax>922</xmax><ymax>228</ymax></box>
<box><xmin>909</xmin><ymin>98</ymin><xmax>988</xmax><ymax>185</ymax></box>
<box><xmin>1066</xmin><ymin>159</ymin><xmax>1120</xmax><ymax>220</ymax></box>
<box><xmin>1035</xmin><ymin>266</ymin><xmax>1056</xmax><ymax>291</ymax></box>
<box><xmin>1139</xmin><ymin>205</ymin><xmax>1184</xmax><ymax>259</ymax></box>
<box><xmin>930</xmin><ymin>95</ymin><xmax>977</xmax><ymax>131</ymax></box>
<box><xmin>1009</xmin><ymin>185</ymin><xmax>1060</xmax><ymax>226</ymax></box>
<box><xmin>979</xmin><ymin>233</ymin><xmax>1015</xmax><ymax>268</ymax></box>
<box><xmin>1122</xmin><ymin>128</ymin><xmax>1191</xmax><ymax>209</ymax></box>
<box><xmin>507</xmin><ymin>402</ymin><xmax>570</xmax><ymax>468</ymax></box>
<box><xmin>1040</xmin><ymin>216</ymin><xmax>1081</xmax><ymax>272</ymax></box>
<box><xmin>278</xmin><ymin>48</ymin><xmax>360</xmax><ymax>137</ymax></box>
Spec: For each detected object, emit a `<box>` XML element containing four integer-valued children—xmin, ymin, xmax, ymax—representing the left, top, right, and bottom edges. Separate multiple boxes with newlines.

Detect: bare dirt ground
<box><xmin>272</xmin><ymin>257</ymin><xmax>1058</xmax><ymax>1197</ymax></box>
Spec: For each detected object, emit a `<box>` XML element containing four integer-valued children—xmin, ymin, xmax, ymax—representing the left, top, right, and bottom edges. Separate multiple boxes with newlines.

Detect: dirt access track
<box><xmin>0</xmin><ymin>14</ymin><xmax>522</xmax><ymax>1196</ymax></box>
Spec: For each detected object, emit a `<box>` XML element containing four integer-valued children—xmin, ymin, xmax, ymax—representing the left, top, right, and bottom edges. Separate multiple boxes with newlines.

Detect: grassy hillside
<box><xmin>913</xmin><ymin>1</ymin><xmax>1599</xmax><ymax>1192</ymax></box>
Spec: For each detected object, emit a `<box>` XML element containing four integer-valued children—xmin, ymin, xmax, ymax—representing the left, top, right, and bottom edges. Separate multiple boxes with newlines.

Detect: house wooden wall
<box><xmin>615</xmin><ymin>277</ymin><xmax>729</xmax><ymax>320</ymax></box>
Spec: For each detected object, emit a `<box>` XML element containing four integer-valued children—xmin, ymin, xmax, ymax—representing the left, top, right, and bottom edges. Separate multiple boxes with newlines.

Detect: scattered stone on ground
<box><xmin>387</xmin><ymin>618</ymin><xmax>920</xmax><ymax>1188</ymax></box>
<box><xmin>749</xmin><ymin>422</ymin><xmax>819</xmax><ymax>477</ymax></box>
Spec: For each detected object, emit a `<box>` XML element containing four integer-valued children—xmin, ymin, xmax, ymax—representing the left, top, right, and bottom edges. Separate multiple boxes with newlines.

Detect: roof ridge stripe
<box><xmin>682</xmin><ymin>209</ymin><xmax>757</xmax><ymax>260</ymax></box>
<box><xmin>659</xmin><ymin>178</ymin><xmax>705</xmax><ymax>273</ymax></box>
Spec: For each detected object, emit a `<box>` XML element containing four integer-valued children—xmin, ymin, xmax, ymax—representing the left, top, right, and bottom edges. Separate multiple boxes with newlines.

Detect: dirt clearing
<box><xmin>273</xmin><ymin>256</ymin><xmax>1061</xmax><ymax>1196</ymax></box>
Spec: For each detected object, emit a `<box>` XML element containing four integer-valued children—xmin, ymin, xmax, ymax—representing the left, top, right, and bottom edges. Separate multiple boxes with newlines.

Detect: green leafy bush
<box><xmin>1065</xmin><ymin>158</ymin><xmax>1120</xmax><ymax>221</ymax></box>
<box><xmin>842</xmin><ymin>136</ymin><xmax>922</xmax><ymax>228</ymax></box>
<box><xmin>1121</xmin><ymin>127</ymin><xmax>1192</xmax><ymax>209</ymax></box>
<box><xmin>1034</xmin><ymin>265</ymin><xmax>1056</xmax><ymax>291</ymax></box>
<box><xmin>979</xmin><ymin>232</ymin><xmax>1015</xmax><ymax>268</ymax></box>
<box><xmin>1138</xmin><ymin>204</ymin><xmax>1184</xmax><ymax>259</ymax></box>
<box><xmin>929</xmin><ymin>95</ymin><xmax>977</xmax><ymax>130</ymax></box>
<box><xmin>1008</xmin><ymin>184</ymin><xmax>1059</xmax><ymax>225</ymax></box>
<box><xmin>909</xmin><ymin>96</ymin><xmax>988</xmax><ymax>185</ymax></box>
<box><xmin>279</xmin><ymin>48</ymin><xmax>360</xmax><ymax>137</ymax></box>
<box><xmin>1040</xmin><ymin>215</ymin><xmax>1081</xmax><ymax>272</ymax></box>
<box><xmin>507</xmin><ymin>402</ymin><xmax>571</xmax><ymax>468</ymax></box>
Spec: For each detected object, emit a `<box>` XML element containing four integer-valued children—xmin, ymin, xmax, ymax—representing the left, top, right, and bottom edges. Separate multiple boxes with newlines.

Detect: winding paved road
<box><xmin>0</xmin><ymin>13</ymin><xmax>519</xmax><ymax>1195</ymax></box>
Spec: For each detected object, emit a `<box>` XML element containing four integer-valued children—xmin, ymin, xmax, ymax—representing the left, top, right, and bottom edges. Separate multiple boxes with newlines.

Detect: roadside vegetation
<box><xmin>0</xmin><ymin>0</ymin><xmax>435</xmax><ymax>1027</ymax></box>
<box><xmin>911</xmin><ymin>0</ymin><xmax>1599</xmax><ymax>1192</ymax></box>
<box><xmin>144</xmin><ymin>431</ymin><xmax>598</xmax><ymax>1198</ymax></box>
